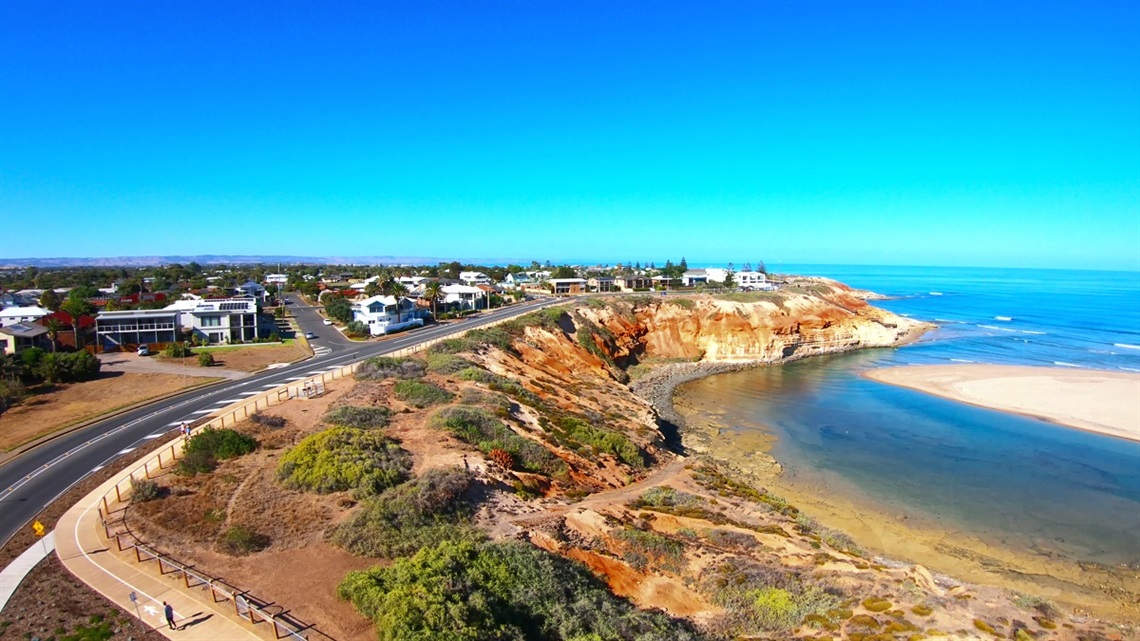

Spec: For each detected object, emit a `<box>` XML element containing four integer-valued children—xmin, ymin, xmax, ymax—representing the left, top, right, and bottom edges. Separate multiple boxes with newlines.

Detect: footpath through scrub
<box><xmin>54</xmin><ymin>434</ymin><xmax>314</xmax><ymax>641</ymax></box>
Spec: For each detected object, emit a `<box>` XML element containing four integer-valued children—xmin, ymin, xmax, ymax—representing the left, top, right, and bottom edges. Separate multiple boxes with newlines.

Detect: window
<box><xmin>201</xmin><ymin>317</ymin><xmax>221</xmax><ymax>327</ymax></box>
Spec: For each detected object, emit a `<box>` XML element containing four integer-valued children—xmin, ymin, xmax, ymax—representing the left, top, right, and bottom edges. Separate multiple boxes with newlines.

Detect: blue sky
<box><xmin>1</xmin><ymin>1</ymin><xmax>1138</xmax><ymax>270</ymax></box>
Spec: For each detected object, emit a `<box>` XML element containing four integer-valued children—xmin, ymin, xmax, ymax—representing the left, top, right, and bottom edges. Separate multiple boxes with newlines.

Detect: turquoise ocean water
<box><xmin>679</xmin><ymin>266</ymin><xmax>1140</xmax><ymax>566</ymax></box>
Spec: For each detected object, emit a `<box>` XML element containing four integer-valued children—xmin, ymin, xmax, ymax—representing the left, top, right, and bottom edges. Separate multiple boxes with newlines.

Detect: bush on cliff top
<box><xmin>355</xmin><ymin>356</ymin><xmax>425</xmax><ymax>380</ymax></box>
<box><xmin>324</xmin><ymin>405</ymin><xmax>393</xmax><ymax>429</ymax></box>
<box><xmin>392</xmin><ymin>379</ymin><xmax>454</xmax><ymax>408</ymax></box>
<box><xmin>338</xmin><ymin>538</ymin><xmax>707</xmax><ymax>641</ymax></box>
<box><xmin>430</xmin><ymin>406</ymin><xmax>564</xmax><ymax>476</ymax></box>
<box><xmin>177</xmin><ymin>428</ymin><xmax>257</xmax><ymax>475</ymax></box>
<box><xmin>329</xmin><ymin>468</ymin><xmax>480</xmax><ymax>559</ymax></box>
<box><xmin>277</xmin><ymin>427</ymin><xmax>410</xmax><ymax>496</ymax></box>
<box><xmin>549</xmin><ymin>416</ymin><xmax>644</xmax><ymax>468</ymax></box>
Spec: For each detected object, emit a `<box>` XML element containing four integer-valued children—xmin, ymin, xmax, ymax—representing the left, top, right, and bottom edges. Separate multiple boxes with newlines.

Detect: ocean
<box><xmin>677</xmin><ymin>265</ymin><xmax>1140</xmax><ymax>568</ymax></box>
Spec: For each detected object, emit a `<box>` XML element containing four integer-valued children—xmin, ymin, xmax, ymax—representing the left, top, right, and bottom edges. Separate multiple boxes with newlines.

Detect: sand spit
<box><xmin>865</xmin><ymin>364</ymin><xmax>1140</xmax><ymax>442</ymax></box>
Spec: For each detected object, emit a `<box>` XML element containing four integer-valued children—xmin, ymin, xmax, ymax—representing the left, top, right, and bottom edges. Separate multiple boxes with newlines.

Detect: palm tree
<box><xmin>423</xmin><ymin>280</ymin><xmax>444</xmax><ymax>321</ymax></box>
<box><xmin>59</xmin><ymin>297</ymin><xmax>93</xmax><ymax>349</ymax></box>
<box><xmin>381</xmin><ymin>278</ymin><xmax>408</xmax><ymax>322</ymax></box>
<box><xmin>43</xmin><ymin>317</ymin><xmax>62</xmax><ymax>352</ymax></box>
<box><xmin>0</xmin><ymin>353</ymin><xmax>21</xmax><ymax>381</ymax></box>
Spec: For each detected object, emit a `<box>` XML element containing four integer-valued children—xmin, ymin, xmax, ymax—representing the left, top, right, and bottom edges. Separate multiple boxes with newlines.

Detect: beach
<box><xmin>864</xmin><ymin>364</ymin><xmax>1140</xmax><ymax>442</ymax></box>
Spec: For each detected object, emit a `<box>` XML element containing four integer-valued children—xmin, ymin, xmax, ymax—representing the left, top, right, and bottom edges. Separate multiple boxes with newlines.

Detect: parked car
<box><xmin>304</xmin><ymin>332</ymin><xmax>316</xmax><ymax>339</ymax></box>
<box><xmin>137</xmin><ymin>345</ymin><xmax>150</xmax><ymax>356</ymax></box>
<box><xmin>322</xmin><ymin>319</ymin><xmax>333</xmax><ymax>325</ymax></box>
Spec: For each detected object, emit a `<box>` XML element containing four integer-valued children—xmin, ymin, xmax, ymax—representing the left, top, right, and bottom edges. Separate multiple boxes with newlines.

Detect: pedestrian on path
<box><xmin>164</xmin><ymin>601</ymin><xmax>176</xmax><ymax>629</ymax></box>
<box><xmin>180</xmin><ymin>422</ymin><xmax>189</xmax><ymax>440</ymax></box>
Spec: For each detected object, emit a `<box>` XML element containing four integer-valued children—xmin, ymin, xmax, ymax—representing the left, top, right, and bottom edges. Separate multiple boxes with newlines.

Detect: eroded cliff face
<box><xmin>571</xmin><ymin>282</ymin><xmax>928</xmax><ymax>365</ymax></box>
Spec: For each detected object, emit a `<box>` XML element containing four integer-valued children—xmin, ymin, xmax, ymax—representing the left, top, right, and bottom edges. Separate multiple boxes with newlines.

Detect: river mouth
<box><xmin>672</xmin><ymin>351</ymin><xmax>1140</xmax><ymax>622</ymax></box>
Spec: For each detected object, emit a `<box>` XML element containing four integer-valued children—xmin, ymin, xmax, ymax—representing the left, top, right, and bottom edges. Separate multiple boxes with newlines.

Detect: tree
<box><xmin>324</xmin><ymin>295</ymin><xmax>353</xmax><ymax>324</ymax></box>
<box><xmin>0</xmin><ymin>353</ymin><xmax>21</xmax><ymax>381</ymax></box>
<box><xmin>37</xmin><ymin>352</ymin><xmax>66</xmax><ymax>385</ymax></box>
<box><xmin>743</xmin><ymin>262</ymin><xmax>752</xmax><ymax>272</ymax></box>
<box><xmin>552</xmin><ymin>266</ymin><xmax>576</xmax><ymax>279</ymax></box>
<box><xmin>758</xmin><ymin>260</ymin><xmax>767</xmax><ymax>275</ymax></box>
<box><xmin>382</xmin><ymin>278</ymin><xmax>408</xmax><ymax>322</ymax></box>
<box><xmin>423</xmin><ymin>280</ymin><xmax>444</xmax><ymax>320</ymax></box>
<box><xmin>364</xmin><ymin>280</ymin><xmax>381</xmax><ymax>297</ymax></box>
<box><xmin>43</xmin><ymin>316</ymin><xmax>62</xmax><ymax>353</ymax></box>
<box><xmin>39</xmin><ymin>289</ymin><xmax>61</xmax><ymax>312</ymax></box>
<box><xmin>679</xmin><ymin>257</ymin><xmax>688</xmax><ymax>272</ymax></box>
<box><xmin>59</xmin><ymin>294</ymin><xmax>94</xmax><ymax>349</ymax></box>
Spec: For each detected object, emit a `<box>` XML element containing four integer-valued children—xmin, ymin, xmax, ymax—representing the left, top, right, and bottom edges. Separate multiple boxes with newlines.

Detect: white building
<box><xmin>735</xmin><ymin>271</ymin><xmax>772</xmax><ymax>290</ymax></box>
<box><xmin>681</xmin><ymin>270</ymin><xmax>709</xmax><ymax>286</ymax></box>
<box><xmin>265</xmin><ymin>273</ymin><xmax>289</xmax><ymax>285</ymax></box>
<box><xmin>704</xmin><ymin>268</ymin><xmax>730</xmax><ymax>283</ymax></box>
<box><xmin>235</xmin><ymin>281</ymin><xmax>267</xmax><ymax>300</ymax></box>
<box><xmin>459</xmin><ymin>271</ymin><xmax>492</xmax><ymax>286</ymax></box>
<box><xmin>0</xmin><ymin>306</ymin><xmax>50</xmax><ymax>328</ymax></box>
<box><xmin>180</xmin><ymin>298</ymin><xmax>262</xmax><ymax>344</ymax></box>
<box><xmin>502</xmin><ymin>272</ymin><xmax>531</xmax><ymax>287</ymax></box>
<box><xmin>351</xmin><ymin>295</ymin><xmax>424</xmax><ymax>336</ymax></box>
<box><xmin>441</xmin><ymin>284</ymin><xmax>486</xmax><ymax>310</ymax></box>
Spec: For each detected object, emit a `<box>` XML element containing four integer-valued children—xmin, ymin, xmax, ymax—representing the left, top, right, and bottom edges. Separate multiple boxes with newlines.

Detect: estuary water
<box><xmin>677</xmin><ymin>266</ymin><xmax>1140</xmax><ymax>567</ymax></box>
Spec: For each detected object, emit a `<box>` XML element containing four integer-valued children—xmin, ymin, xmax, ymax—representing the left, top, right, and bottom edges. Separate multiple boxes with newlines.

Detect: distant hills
<box><xmin>0</xmin><ymin>255</ymin><xmax>526</xmax><ymax>268</ymax></box>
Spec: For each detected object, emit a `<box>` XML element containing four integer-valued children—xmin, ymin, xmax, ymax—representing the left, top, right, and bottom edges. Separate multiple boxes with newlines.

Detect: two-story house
<box><xmin>0</xmin><ymin>306</ymin><xmax>50</xmax><ymax>328</ymax></box>
<box><xmin>441</xmin><ymin>284</ymin><xmax>485</xmax><ymax>310</ymax></box>
<box><xmin>459</xmin><ymin>271</ymin><xmax>492</xmax><ymax>286</ymax></box>
<box><xmin>351</xmin><ymin>295</ymin><xmax>424</xmax><ymax>335</ymax></box>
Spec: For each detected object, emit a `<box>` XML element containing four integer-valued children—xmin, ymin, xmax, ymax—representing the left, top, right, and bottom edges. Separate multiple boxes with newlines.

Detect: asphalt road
<box><xmin>0</xmin><ymin>295</ymin><xmax>567</xmax><ymax>548</ymax></box>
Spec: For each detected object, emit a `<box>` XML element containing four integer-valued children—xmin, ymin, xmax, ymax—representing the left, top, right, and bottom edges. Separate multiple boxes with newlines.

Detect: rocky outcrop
<box><xmin>572</xmin><ymin>282</ymin><xmax>928</xmax><ymax>365</ymax></box>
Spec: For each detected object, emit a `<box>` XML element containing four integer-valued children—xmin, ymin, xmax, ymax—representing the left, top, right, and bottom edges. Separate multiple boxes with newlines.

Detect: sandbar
<box><xmin>864</xmin><ymin>364</ymin><xmax>1140</xmax><ymax>442</ymax></box>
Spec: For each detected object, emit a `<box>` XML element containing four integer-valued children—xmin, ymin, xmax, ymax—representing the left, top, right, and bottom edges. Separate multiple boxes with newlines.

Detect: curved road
<box><xmin>0</xmin><ymin>295</ymin><xmax>565</xmax><ymax>547</ymax></box>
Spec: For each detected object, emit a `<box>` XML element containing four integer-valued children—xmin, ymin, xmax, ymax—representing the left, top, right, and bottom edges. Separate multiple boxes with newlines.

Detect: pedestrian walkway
<box><xmin>55</xmin><ymin>438</ymin><xmax>263</xmax><ymax>641</ymax></box>
<box><xmin>0</xmin><ymin>531</ymin><xmax>55</xmax><ymax>610</ymax></box>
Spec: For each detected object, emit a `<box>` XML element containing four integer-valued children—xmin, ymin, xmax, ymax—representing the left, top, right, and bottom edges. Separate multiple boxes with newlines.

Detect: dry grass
<box><xmin>0</xmin><ymin>373</ymin><xmax>219</xmax><ymax>452</ymax></box>
<box><xmin>194</xmin><ymin>342</ymin><xmax>310</xmax><ymax>372</ymax></box>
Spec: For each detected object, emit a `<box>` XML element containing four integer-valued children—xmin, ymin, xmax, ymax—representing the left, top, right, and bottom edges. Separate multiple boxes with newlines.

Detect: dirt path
<box><xmin>509</xmin><ymin>457</ymin><xmax>690</xmax><ymax>528</ymax></box>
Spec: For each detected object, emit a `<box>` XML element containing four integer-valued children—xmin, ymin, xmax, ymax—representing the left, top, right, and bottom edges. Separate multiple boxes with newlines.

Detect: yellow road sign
<box><xmin>32</xmin><ymin>520</ymin><xmax>45</xmax><ymax>537</ymax></box>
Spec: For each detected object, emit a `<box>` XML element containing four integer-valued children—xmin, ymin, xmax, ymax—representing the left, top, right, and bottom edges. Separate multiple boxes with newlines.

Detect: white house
<box><xmin>459</xmin><ymin>271</ymin><xmax>492</xmax><ymax>286</ymax></box>
<box><xmin>735</xmin><ymin>271</ymin><xmax>772</xmax><ymax>290</ymax></box>
<box><xmin>704</xmin><ymin>268</ymin><xmax>730</xmax><ymax>283</ymax></box>
<box><xmin>441</xmin><ymin>284</ymin><xmax>486</xmax><ymax>310</ymax></box>
<box><xmin>181</xmin><ymin>298</ymin><xmax>262</xmax><ymax>344</ymax></box>
<box><xmin>351</xmin><ymin>295</ymin><xmax>424</xmax><ymax>336</ymax></box>
<box><xmin>265</xmin><ymin>273</ymin><xmax>289</xmax><ymax>285</ymax></box>
<box><xmin>397</xmin><ymin>276</ymin><xmax>427</xmax><ymax>288</ymax></box>
<box><xmin>0</xmin><ymin>306</ymin><xmax>50</xmax><ymax>328</ymax></box>
<box><xmin>502</xmin><ymin>273</ymin><xmax>531</xmax><ymax>287</ymax></box>
<box><xmin>681</xmin><ymin>270</ymin><xmax>709</xmax><ymax>287</ymax></box>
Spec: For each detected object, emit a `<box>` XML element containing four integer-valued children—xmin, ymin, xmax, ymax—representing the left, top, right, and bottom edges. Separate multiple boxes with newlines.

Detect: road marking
<box><xmin>220</xmin><ymin>398</ymin><xmax>245</xmax><ymax>403</ymax></box>
<box><xmin>189</xmin><ymin>409</ymin><xmax>214</xmax><ymax>415</ymax></box>
<box><xmin>238</xmin><ymin>391</ymin><xmax>261</xmax><ymax>396</ymax></box>
<box><xmin>260</xmin><ymin>384</ymin><xmax>280</xmax><ymax>389</ymax></box>
<box><xmin>117</xmin><ymin>448</ymin><xmax>136</xmax><ymax>454</ymax></box>
<box><xmin>285</xmin><ymin>376</ymin><xmax>306</xmax><ymax>381</ymax></box>
<box><xmin>142</xmin><ymin>434</ymin><xmax>163</xmax><ymax>440</ymax></box>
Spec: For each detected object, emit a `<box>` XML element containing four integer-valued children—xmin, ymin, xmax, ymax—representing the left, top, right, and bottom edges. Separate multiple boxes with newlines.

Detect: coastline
<box><xmin>864</xmin><ymin>364</ymin><xmax>1140</xmax><ymax>443</ymax></box>
<box><xmin>632</xmin><ymin>358</ymin><xmax>1140</xmax><ymax>624</ymax></box>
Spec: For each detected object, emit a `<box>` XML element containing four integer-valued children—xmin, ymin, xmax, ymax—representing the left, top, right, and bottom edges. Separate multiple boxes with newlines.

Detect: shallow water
<box><xmin>678</xmin><ymin>266</ymin><xmax>1140</xmax><ymax>568</ymax></box>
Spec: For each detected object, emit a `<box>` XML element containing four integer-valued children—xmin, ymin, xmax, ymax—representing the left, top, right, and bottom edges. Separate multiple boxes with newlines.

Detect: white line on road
<box><xmin>189</xmin><ymin>409</ymin><xmax>215</xmax><ymax>415</ymax></box>
<box><xmin>116</xmin><ymin>448</ymin><xmax>135</xmax><ymax>454</ymax></box>
<box><xmin>142</xmin><ymin>434</ymin><xmax>163</xmax><ymax>440</ymax></box>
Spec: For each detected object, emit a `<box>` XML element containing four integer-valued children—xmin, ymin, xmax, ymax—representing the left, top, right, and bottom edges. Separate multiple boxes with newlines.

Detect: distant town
<box><xmin>0</xmin><ymin>259</ymin><xmax>775</xmax><ymax>358</ymax></box>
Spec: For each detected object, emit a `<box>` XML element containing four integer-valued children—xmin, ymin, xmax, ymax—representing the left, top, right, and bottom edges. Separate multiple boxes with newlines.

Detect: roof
<box><xmin>0</xmin><ymin>306</ymin><xmax>49</xmax><ymax>318</ymax></box>
<box><xmin>42</xmin><ymin>311</ymin><xmax>97</xmax><ymax>328</ymax></box>
<box><xmin>237</xmin><ymin>281</ymin><xmax>264</xmax><ymax>289</ymax></box>
<box><xmin>682</xmin><ymin>269</ymin><xmax>707</xmax><ymax>277</ymax></box>
<box><xmin>0</xmin><ymin>322</ymin><xmax>48</xmax><ymax>338</ymax></box>
<box><xmin>441</xmin><ymin>284</ymin><xmax>484</xmax><ymax>294</ymax></box>
<box><xmin>548</xmin><ymin>278</ymin><xmax>587</xmax><ymax>284</ymax></box>
<box><xmin>96</xmin><ymin>309</ymin><xmax>181</xmax><ymax>320</ymax></box>
<box><xmin>354</xmin><ymin>295</ymin><xmax>414</xmax><ymax>308</ymax></box>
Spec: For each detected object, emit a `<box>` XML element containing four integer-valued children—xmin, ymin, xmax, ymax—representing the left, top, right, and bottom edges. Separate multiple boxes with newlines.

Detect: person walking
<box><xmin>164</xmin><ymin>601</ymin><xmax>176</xmax><ymax>629</ymax></box>
<box><xmin>181</xmin><ymin>422</ymin><xmax>189</xmax><ymax>440</ymax></box>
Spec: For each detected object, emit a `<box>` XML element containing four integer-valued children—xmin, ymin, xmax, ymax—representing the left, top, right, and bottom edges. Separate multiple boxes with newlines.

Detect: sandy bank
<box><xmin>865</xmin><ymin>364</ymin><xmax>1140</xmax><ymax>442</ymax></box>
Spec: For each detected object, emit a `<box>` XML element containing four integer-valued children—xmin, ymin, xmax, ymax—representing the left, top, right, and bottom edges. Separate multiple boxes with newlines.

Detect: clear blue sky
<box><xmin>2</xmin><ymin>1</ymin><xmax>1138</xmax><ymax>270</ymax></box>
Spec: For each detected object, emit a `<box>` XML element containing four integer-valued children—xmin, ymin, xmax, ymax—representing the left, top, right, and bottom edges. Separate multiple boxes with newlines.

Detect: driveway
<box><xmin>97</xmin><ymin>352</ymin><xmax>251</xmax><ymax>380</ymax></box>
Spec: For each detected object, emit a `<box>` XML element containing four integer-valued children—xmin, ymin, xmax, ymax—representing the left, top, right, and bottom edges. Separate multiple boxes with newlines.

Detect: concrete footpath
<box><xmin>54</xmin><ymin>438</ymin><xmax>263</xmax><ymax>641</ymax></box>
<box><xmin>0</xmin><ymin>531</ymin><xmax>54</xmax><ymax>610</ymax></box>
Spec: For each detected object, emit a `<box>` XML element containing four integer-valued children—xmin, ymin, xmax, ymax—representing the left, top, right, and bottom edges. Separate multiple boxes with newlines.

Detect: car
<box><xmin>304</xmin><ymin>332</ymin><xmax>316</xmax><ymax>339</ymax></box>
<box><xmin>322</xmin><ymin>319</ymin><xmax>333</xmax><ymax>325</ymax></box>
<box><xmin>137</xmin><ymin>345</ymin><xmax>150</xmax><ymax>356</ymax></box>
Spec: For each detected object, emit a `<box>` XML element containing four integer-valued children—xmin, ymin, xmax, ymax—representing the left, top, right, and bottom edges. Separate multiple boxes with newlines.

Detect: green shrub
<box><xmin>330</xmin><ymin>468</ymin><xmax>480</xmax><ymax>558</ymax></box>
<box><xmin>457</xmin><ymin>367</ymin><xmax>542</xmax><ymax>406</ymax></box>
<box><xmin>355</xmin><ymin>356</ymin><xmax>426</xmax><ymax>380</ymax></box>
<box><xmin>338</xmin><ymin>538</ymin><xmax>705</xmax><ymax>641</ymax></box>
<box><xmin>323</xmin><ymin>405</ymin><xmax>392</xmax><ymax>429</ymax></box>
<box><xmin>430</xmin><ymin>406</ymin><xmax>564</xmax><ymax>476</ymax></box>
<box><xmin>550</xmin><ymin>417</ymin><xmax>643</xmax><ymax>468</ymax></box>
<box><xmin>197</xmin><ymin>351</ymin><xmax>215</xmax><ymax>367</ymax></box>
<box><xmin>700</xmin><ymin>561</ymin><xmax>840</xmax><ymax>634</ymax></box>
<box><xmin>164</xmin><ymin>342</ymin><xmax>192</xmax><ymax>358</ymax></box>
<box><xmin>130</xmin><ymin>477</ymin><xmax>160</xmax><ymax>502</ymax></box>
<box><xmin>219</xmin><ymin>525</ymin><xmax>269</xmax><ymax>555</ymax></box>
<box><xmin>277</xmin><ymin>427</ymin><xmax>410</xmax><ymax>496</ymax></box>
<box><xmin>614</xmin><ymin>527</ymin><xmax>686</xmax><ymax>572</ymax></box>
<box><xmin>177</xmin><ymin>428</ymin><xmax>257</xmax><ymax>475</ymax></box>
<box><xmin>425</xmin><ymin>352</ymin><xmax>474</xmax><ymax>374</ymax></box>
<box><xmin>345</xmin><ymin>320</ymin><xmax>369</xmax><ymax>337</ymax></box>
<box><xmin>248</xmin><ymin>412</ymin><xmax>287</xmax><ymax>429</ymax></box>
<box><xmin>427</xmin><ymin>337</ymin><xmax>469</xmax><ymax>354</ymax></box>
<box><xmin>392</xmin><ymin>379</ymin><xmax>454</xmax><ymax>408</ymax></box>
